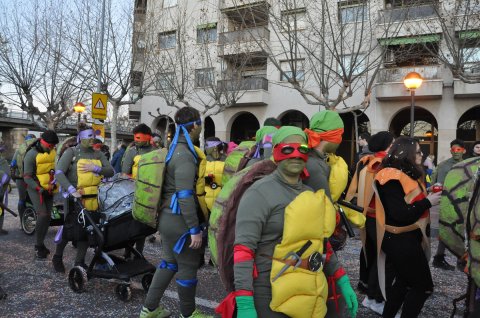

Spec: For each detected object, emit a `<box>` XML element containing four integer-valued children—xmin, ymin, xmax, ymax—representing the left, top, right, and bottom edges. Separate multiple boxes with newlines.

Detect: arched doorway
<box><xmin>204</xmin><ymin>116</ymin><xmax>215</xmax><ymax>140</ymax></box>
<box><xmin>279</xmin><ymin>110</ymin><xmax>309</xmax><ymax>129</ymax></box>
<box><xmin>229</xmin><ymin>112</ymin><xmax>260</xmax><ymax>144</ymax></box>
<box><xmin>457</xmin><ymin>105</ymin><xmax>480</xmax><ymax>151</ymax></box>
<box><xmin>389</xmin><ymin>106</ymin><xmax>438</xmax><ymax>162</ymax></box>
<box><xmin>153</xmin><ymin>115</ymin><xmax>176</xmax><ymax>146</ymax></box>
<box><xmin>338</xmin><ymin>111</ymin><xmax>370</xmax><ymax>168</ymax></box>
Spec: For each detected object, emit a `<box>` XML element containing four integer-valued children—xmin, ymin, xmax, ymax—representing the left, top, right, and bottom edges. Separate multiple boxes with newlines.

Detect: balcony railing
<box><xmin>218</xmin><ymin>26</ymin><xmax>270</xmax><ymax>45</ymax></box>
<box><xmin>0</xmin><ymin>109</ymin><xmax>30</xmax><ymax>120</ymax></box>
<box><xmin>377</xmin><ymin>65</ymin><xmax>440</xmax><ymax>83</ymax></box>
<box><xmin>379</xmin><ymin>3</ymin><xmax>437</xmax><ymax>22</ymax></box>
<box><xmin>217</xmin><ymin>77</ymin><xmax>268</xmax><ymax>91</ymax></box>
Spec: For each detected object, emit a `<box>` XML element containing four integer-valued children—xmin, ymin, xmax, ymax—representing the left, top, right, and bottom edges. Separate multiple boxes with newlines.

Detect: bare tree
<box><xmin>67</xmin><ymin>0</ymin><xmax>159</xmax><ymax>150</ymax></box>
<box><xmin>411</xmin><ymin>0</ymin><xmax>480</xmax><ymax>83</ymax></box>
<box><xmin>227</xmin><ymin>0</ymin><xmax>410</xmax><ymax>114</ymax></box>
<box><xmin>143</xmin><ymin>1</ymin><xmax>250</xmax><ymax>146</ymax></box>
<box><xmin>0</xmin><ymin>0</ymin><xmax>92</xmax><ymax>129</ymax></box>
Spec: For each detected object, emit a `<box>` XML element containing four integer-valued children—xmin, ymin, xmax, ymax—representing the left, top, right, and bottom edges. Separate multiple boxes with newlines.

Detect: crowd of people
<box><xmin>0</xmin><ymin>105</ymin><xmax>479</xmax><ymax>318</ymax></box>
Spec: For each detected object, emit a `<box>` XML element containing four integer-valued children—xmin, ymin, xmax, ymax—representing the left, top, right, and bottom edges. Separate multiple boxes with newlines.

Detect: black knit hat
<box><xmin>369</xmin><ymin>131</ymin><xmax>394</xmax><ymax>153</ymax></box>
<box><xmin>41</xmin><ymin>130</ymin><xmax>59</xmax><ymax>144</ymax></box>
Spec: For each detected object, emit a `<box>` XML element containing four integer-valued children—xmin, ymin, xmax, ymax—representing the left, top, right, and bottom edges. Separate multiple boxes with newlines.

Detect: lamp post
<box><xmin>73</xmin><ymin>102</ymin><xmax>86</xmax><ymax>126</ymax></box>
<box><xmin>403</xmin><ymin>72</ymin><xmax>423</xmax><ymax>137</ymax></box>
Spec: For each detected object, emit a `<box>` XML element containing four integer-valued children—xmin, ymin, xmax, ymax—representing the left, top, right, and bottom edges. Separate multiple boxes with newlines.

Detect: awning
<box><xmin>379</xmin><ymin>34</ymin><xmax>441</xmax><ymax>46</ymax></box>
<box><xmin>197</xmin><ymin>23</ymin><xmax>217</xmax><ymax>30</ymax></box>
<box><xmin>458</xmin><ymin>30</ymin><xmax>480</xmax><ymax>40</ymax></box>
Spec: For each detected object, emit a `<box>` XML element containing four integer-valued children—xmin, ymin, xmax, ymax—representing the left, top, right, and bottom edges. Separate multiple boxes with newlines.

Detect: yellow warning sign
<box><xmin>92</xmin><ymin>93</ymin><xmax>108</xmax><ymax>120</ymax></box>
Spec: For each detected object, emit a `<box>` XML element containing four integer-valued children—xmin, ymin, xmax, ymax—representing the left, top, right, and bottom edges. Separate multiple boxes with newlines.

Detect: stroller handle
<box><xmin>73</xmin><ymin>198</ymin><xmax>105</xmax><ymax>251</ymax></box>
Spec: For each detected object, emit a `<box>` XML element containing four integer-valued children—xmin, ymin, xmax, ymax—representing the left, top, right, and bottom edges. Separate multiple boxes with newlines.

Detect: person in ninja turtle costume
<box><xmin>431</xmin><ymin>139</ymin><xmax>466</xmax><ymax>271</ymax></box>
<box><xmin>139</xmin><ymin>106</ymin><xmax>211</xmax><ymax>318</ymax></box>
<box><xmin>23</xmin><ymin>130</ymin><xmax>59</xmax><ymax>259</ymax></box>
<box><xmin>216</xmin><ymin>126</ymin><xmax>358</xmax><ymax>318</ymax></box>
<box><xmin>122</xmin><ymin>123</ymin><xmax>155</xmax><ymax>258</ymax></box>
<box><xmin>303</xmin><ymin>110</ymin><xmax>364</xmax><ymax>317</ymax></box>
<box><xmin>52</xmin><ymin>125</ymin><xmax>114</xmax><ymax>272</ymax></box>
<box><xmin>10</xmin><ymin>133</ymin><xmax>36</xmax><ymax>228</ymax></box>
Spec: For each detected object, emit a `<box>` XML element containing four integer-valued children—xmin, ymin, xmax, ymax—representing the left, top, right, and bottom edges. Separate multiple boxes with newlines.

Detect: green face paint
<box><xmin>135</xmin><ymin>141</ymin><xmax>149</xmax><ymax>148</ymax></box>
<box><xmin>278</xmin><ymin>158</ymin><xmax>306</xmax><ymax>177</ymax></box>
<box><xmin>81</xmin><ymin>138</ymin><xmax>94</xmax><ymax>149</ymax></box>
<box><xmin>452</xmin><ymin>152</ymin><xmax>464</xmax><ymax>161</ymax></box>
<box><xmin>322</xmin><ymin>142</ymin><xmax>340</xmax><ymax>154</ymax></box>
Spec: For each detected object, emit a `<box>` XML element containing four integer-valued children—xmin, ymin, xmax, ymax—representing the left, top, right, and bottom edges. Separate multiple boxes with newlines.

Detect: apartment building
<box><xmin>130</xmin><ymin>0</ymin><xmax>480</xmax><ymax>165</ymax></box>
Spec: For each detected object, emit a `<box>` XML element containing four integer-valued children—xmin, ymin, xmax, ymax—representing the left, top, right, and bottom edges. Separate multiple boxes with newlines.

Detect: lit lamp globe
<box><xmin>403</xmin><ymin>72</ymin><xmax>423</xmax><ymax>90</ymax></box>
<box><xmin>73</xmin><ymin>102</ymin><xmax>86</xmax><ymax>113</ymax></box>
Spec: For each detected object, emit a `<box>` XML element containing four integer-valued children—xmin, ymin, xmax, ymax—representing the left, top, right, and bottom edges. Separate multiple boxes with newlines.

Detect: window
<box><xmin>281</xmin><ymin>8</ymin><xmax>306</xmax><ymax>31</ymax></box>
<box><xmin>339</xmin><ymin>54</ymin><xmax>366</xmax><ymax>76</ymax></box>
<box><xmin>195</xmin><ymin>68</ymin><xmax>214</xmax><ymax>87</ymax></box>
<box><xmin>135</xmin><ymin>0</ymin><xmax>147</xmax><ymax>14</ymax></box>
<box><xmin>338</xmin><ymin>1</ymin><xmax>368</xmax><ymax>24</ymax></box>
<box><xmin>129</xmin><ymin>111</ymin><xmax>141</xmax><ymax>121</ymax></box>
<box><xmin>280</xmin><ymin>60</ymin><xmax>305</xmax><ymax>81</ymax></box>
<box><xmin>158</xmin><ymin>31</ymin><xmax>176</xmax><ymax>49</ymax></box>
<box><xmin>197</xmin><ymin>24</ymin><xmax>217</xmax><ymax>43</ymax></box>
<box><xmin>163</xmin><ymin>0</ymin><xmax>177</xmax><ymax>8</ymax></box>
<box><xmin>131</xmin><ymin>71</ymin><xmax>143</xmax><ymax>87</ymax></box>
<box><xmin>157</xmin><ymin>72</ymin><xmax>174</xmax><ymax>91</ymax></box>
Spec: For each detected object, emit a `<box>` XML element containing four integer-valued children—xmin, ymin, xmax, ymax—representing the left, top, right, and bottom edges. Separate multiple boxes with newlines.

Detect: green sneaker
<box><xmin>139</xmin><ymin>306</ymin><xmax>171</xmax><ymax>318</ymax></box>
<box><xmin>180</xmin><ymin>309</ymin><xmax>213</xmax><ymax>318</ymax></box>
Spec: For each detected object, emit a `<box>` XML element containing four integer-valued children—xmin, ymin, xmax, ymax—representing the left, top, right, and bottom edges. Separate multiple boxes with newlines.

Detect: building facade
<box><xmin>131</xmin><ymin>0</ymin><xmax>480</xmax><ymax>165</ymax></box>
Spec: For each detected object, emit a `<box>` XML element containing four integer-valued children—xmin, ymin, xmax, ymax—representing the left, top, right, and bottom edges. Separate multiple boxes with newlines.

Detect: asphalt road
<box><xmin>0</xmin><ymin>190</ymin><xmax>469</xmax><ymax>317</ymax></box>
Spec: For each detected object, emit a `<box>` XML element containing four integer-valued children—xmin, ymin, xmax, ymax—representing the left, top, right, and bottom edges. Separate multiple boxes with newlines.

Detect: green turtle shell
<box><xmin>440</xmin><ymin>157</ymin><xmax>480</xmax><ymax>285</ymax></box>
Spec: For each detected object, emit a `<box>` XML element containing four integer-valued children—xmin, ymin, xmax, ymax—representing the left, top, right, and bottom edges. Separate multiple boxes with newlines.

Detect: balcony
<box><xmin>218</xmin><ymin>77</ymin><xmax>269</xmax><ymax>106</ymax></box>
<box><xmin>454</xmin><ymin>78</ymin><xmax>480</xmax><ymax>98</ymax></box>
<box><xmin>221</xmin><ymin>0</ymin><xmax>269</xmax><ymax>11</ymax></box>
<box><xmin>376</xmin><ymin>4</ymin><xmax>442</xmax><ymax>38</ymax></box>
<box><xmin>375</xmin><ymin>65</ymin><xmax>443</xmax><ymax>100</ymax></box>
<box><xmin>221</xmin><ymin>0</ymin><xmax>269</xmax><ymax>27</ymax></box>
<box><xmin>218</xmin><ymin>26</ymin><xmax>269</xmax><ymax>56</ymax></box>
<box><xmin>379</xmin><ymin>4</ymin><xmax>436</xmax><ymax>22</ymax></box>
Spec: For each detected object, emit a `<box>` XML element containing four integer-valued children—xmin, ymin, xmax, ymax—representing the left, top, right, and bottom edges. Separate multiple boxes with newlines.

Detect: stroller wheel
<box><xmin>21</xmin><ymin>207</ymin><xmax>36</xmax><ymax>235</ymax></box>
<box><xmin>142</xmin><ymin>273</ymin><xmax>154</xmax><ymax>292</ymax></box>
<box><xmin>115</xmin><ymin>284</ymin><xmax>131</xmax><ymax>302</ymax></box>
<box><xmin>68</xmin><ymin>266</ymin><xmax>88</xmax><ymax>293</ymax></box>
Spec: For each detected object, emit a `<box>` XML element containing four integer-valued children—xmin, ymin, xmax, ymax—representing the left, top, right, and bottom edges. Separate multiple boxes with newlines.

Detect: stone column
<box><xmin>2</xmin><ymin>128</ymin><xmax>29</xmax><ymax>160</ymax></box>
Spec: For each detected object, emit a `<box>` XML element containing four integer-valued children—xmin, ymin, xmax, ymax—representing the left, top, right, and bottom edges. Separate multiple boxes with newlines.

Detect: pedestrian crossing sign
<box><xmin>92</xmin><ymin>93</ymin><xmax>108</xmax><ymax>120</ymax></box>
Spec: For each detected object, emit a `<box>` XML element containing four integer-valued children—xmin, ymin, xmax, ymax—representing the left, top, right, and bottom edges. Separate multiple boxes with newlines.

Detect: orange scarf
<box><xmin>304</xmin><ymin>128</ymin><xmax>344</xmax><ymax>148</ymax></box>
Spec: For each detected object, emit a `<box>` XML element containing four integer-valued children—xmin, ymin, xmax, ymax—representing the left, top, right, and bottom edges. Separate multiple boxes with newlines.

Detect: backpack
<box><xmin>221</xmin><ymin>140</ymin><xmax>257</xmax><ymax>185</ymax></box>
<box><xmin>15</xmin><ymin>138</ymin><xmax>36</xmax><ymax>176</ymax></box>
<box><xmin>213</xmin><ymin>160</ymin><xmax>277</xmax><ymax>291</ymax></box>
<box><xmin>132</xmin><ymin>148</ymin><xmax>168</xmax><ymax>228</ymax></box>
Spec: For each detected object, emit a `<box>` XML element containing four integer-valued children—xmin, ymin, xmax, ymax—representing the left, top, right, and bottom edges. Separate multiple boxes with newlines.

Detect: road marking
<box><xmin>163</xmin><ymin>290</ymin><xmax>219</xmax><ymax>309</ymax></box>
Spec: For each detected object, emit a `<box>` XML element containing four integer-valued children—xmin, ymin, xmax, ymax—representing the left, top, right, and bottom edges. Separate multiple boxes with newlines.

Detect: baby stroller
<box><xmin>21</xmin><ymin>192</ymin><xmax>64</xmax><ymax>235</ymax></box>
<box><xmin>66</xmin><ymin>177</ymin><xmax>156</xmax><ymax>301</ymax></box>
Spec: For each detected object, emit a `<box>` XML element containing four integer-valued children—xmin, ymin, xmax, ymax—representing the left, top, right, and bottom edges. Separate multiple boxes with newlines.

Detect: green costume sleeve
<box><xmin>304</xmin><ymin>157</ymin><xmax>332</xmax><ymax>199</ymax></box>
<box><xmin>323</xmin><ymin>248</ymin><xmax>342</xmax><ymax>277</ymax></box>
<box><xmin>0</xmin><ymin>158</ymin><xmax>10</xmax><ymax>178</ymax></box>
<box><xmin>55</xmin><ymin>148</ymin><xmax>75</xmax><ymax>190</ymax></box>
<box><xmin>234</xmin><ymin>188</ymin><xmax>270</xmax><ymax>292</ymax></box>
<box><xmin>173</xmin><ymin>152</ymin><xmax>199</xmax><ymax>229</ymax></box>
<box><xmin>12</xmin><ymin>150</ymin><xmax>19</xmax><ymax>168</ymax></box>
<box><xmin>121</xmin><ymin>148</ymin><xmax>136</xmax><ymax>174</ymax></box>
<box><xmin>98</xmin><ymin>151</ymin><xmax>114</xmax><ymax>177</ymax></box>
<box><xmin>23</xmin><ymin>149</ymin><xmax>39</xmax><ymax>190</ymax></box>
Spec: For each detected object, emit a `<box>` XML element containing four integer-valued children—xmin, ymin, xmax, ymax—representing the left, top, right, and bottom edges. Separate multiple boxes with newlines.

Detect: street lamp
<box><xmin>403</xmin><ymin>72</ymin><xmax>423</xmax><ymax>137</ymax></box>
<box><xmin>74</xmin><ymin>102</ymin><xmax>86</xmax><ymax>125</ymax></box>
